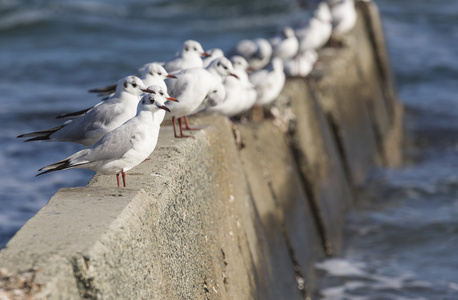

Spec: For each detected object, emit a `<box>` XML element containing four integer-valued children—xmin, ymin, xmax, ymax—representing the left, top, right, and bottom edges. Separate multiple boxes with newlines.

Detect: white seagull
<box><xmin>249</xmin><ymin>57</ymin><xmax>286</xmax><ymax>106</ymax></box>
<box><xmin>162</xmin><ymin>40</ymin><xmax>210</xmax><ymax>73</ymax></box>
<box><xmin>284</xmin><ymin>49</ymin><xmax>318</xmax><ymax>77</ymax></box>
<box><xmin>269</xmin><ymin>27</ymin><xmax>299</xmax><ymax>61</ymax></box>
<box><xmin>165</xmin><ymin>56</ymin><xmax>238</xmax><ymax>138</ymax></box>
<box><xmin>18</xmin><ymin>76</ymin><xmax>170</xmax><ymax>147</ymax></box>
<box><xmin>207</xmin><ymin>56</ymin><xmax>257</xmax><ymax>117</ymax></box>
<box><xmin>232</xmin><ymin>38</ymin><xmax>273</xmax><ymax>71</ymax></box>
<box><xmin>295</xmin><ymin>2</ymin><xmax>332</xmax><ymax>51</ymax></box>
<box><xmin>36</xmin><ymin>89</ymin><xmax>174</xmax><ymax>187</ymax></box>
<box><xmin>330</xmin><ymin>0</ymin><xmax>357</xmax><ymax>40</ymax></box>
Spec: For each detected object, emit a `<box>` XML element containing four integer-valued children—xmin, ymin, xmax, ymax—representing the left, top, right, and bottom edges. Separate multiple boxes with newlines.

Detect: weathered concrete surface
<box><xmin>237</xmin><ymin>122</ymin><xmax>323</xmax><ymax>298</ymax></box>
<box><xmin>0</xmin><ymin>1</ymin><xmax>403</xmax><ymax>299</ymax></box>
<box><xmin>275</xmin><ymin>79</ymin><xmax>353</xmax><ymax>256</ymax></box>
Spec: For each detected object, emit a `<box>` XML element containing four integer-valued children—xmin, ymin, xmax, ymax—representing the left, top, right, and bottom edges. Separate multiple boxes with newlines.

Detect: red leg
<box><xmin>184</xmin><ymin>116</ymin><xmax>201</xmax><ymax>131</ymax></box>
<box><xmin>116</xmin><ymin>173</ymin><xmax>120</xmax><ymax>187</ymax></box>
<box><xmin>122</xmin><ymin>171</ymin><xmax>126</xmax><ymax>187</ymax></box>
<box><xmin>176</xmin><ymin>117</ymin><xmax>195</xmax><ymax>139</ymax></box>
<box><xmin>172</xmin><ymin>116</ymin><xmax>179</xmax><ymax>138</ymax></box>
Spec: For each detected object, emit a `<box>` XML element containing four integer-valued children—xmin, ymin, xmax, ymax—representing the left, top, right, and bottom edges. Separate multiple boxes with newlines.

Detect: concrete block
<box><xmin>275</xmin><ymin>79</ymin><xmax>353</xmax><ymax>256</ymax></box>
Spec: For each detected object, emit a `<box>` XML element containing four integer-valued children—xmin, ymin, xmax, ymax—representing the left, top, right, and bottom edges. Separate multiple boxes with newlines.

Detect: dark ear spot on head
<box><xmin>124</xmin><ymin>81</ymin><xmax>128</xmax><ymax>88</ymax></box>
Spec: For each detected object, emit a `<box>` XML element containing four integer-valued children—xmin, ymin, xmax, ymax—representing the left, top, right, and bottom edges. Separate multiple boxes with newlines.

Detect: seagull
<box><xmin>165</xmin><ymin>57</ymin><xmax>238</xmax><ymax>138</ymax></box>
<box><xmin>203</xmin><ymin>48</ymin><xmax>225</xmax><ymax>67</ymax></box>
<box><xmin>269</xmin><ymin>27</ymin><xmax>299</xmax><ymax>61</ymax></box>
<box><xmin>18</xmin><ymin>76</ymin><xmax>165</xmax><ymax>147</ymax></box>
<box><xmin>249</xmin><ymin>57</ymin><xmax>286</xmax><ymax>106</ymax></box>
<box><xmin>284</xmin><ymin>49</ymin><xmax>318</xmax><ymax>77</ymax></box>
<box><xmin>207</xmin><ymin>56</ymin><xmax>257</xmax><ymax>117</ymax></box>
<box><xmin>162</xmin><ymin>40</ymin><xmax>210</xmax><ymax>73</ymax></box>
<box><xmin>295</xmin><ymin>2</ymin><xmax>332</xmax><ymax>51</ymax></box>
<box><xmin>36</xmin><ymin>89</ymin><xmax>174</xmax><ymax>187</ymax></box>
<box><xmin>88</xmin><ymin>63</ymin><xmax>176</xmax><ymax>98</ymax></box>
<box><xmin>329</xmin><ymin>0</ymin><xmax>357</xmax><ymax>40</ymax></box>
<box><xmin>231</xmin><ymin>38</ymin><xmax>273</xmax><ymax>71</ymax></box>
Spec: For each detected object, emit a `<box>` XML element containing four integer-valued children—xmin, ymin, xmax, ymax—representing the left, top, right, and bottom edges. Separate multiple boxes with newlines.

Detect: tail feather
<box><xmin>36</xmin><ymin>155</ymin><xmax>88</xmax><ymax>177</ymax></box>
<box><xmin>36</xmin><ymin>158</ymin><xmax>72</xmax><ymax>176</ymax></box>
<box><xmin>55</xmin><ymin>107</ymin><xmax>93</xmax><ymax>119</ymax></box>
<box><xmin>88</xmin><ymin>83</ymin><xmax>117</xmax><ymax>96</ymax></box>
<box><xmin>17</xmin><ymin>125</ymin><xmax>66</xmax><ymax>141</ymax></box>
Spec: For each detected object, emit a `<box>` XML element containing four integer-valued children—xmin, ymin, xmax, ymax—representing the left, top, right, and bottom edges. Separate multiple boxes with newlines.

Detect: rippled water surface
<box><xmin>1</xmin><ymin>0</ymin><xmax>458</xmax><ymax>298</ymax></box>
<box><xmin>315</xmin><ymin>1</ymin><xmax>458</xmax><ymax>299</ymax></box>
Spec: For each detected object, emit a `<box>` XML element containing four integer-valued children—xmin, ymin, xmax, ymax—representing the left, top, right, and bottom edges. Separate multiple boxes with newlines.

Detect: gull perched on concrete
<box><xmin>232</xmin><ymin>38</ymin><xmax>273</xmax><ymax>71</ymax></box>
<box><xmin>36</xmin><ymin>89</ymin><xmax>175</xmax><ymax>187</ymax></box>
<box><xmin>269</xmin><ymin>27</ymin><xmax>299</xmax><ymax>61</ymax></box>
<box><xmin>18</xmin><ymin>76</ymin><xmax>156</xmax><ymax>147</ymax></box>
<box><xmin>207</xmin><ymin>56</ymin><xmax>257</xmax><ymax>117</ymax></box>
<box><xmin>284</xmin><ymin>49</ymin><xmax>318</xmax><ymax>77</ymax></box>
<box><xmin>165</xmin><ymin>57</ymin><xmax>238</xmax><ymax>138</ymax></box>
<box><xmin>249</xmin><ymin>57</ymin><xmax>286</xmax><ymax>106</ymax></box>
<box><xmin>295</xmin><ymin>2</ymin><xmax>332</xmax><ymax>51</ymax></box>
<box><xmin>329</xmin><ymin>0</ymin><xmax>357</xmax><ymax>40</ymax></box>
<box><xmin>88</xmin><ymin>63</ymin><xmax>176</xmax><ymax>98</ymax></box>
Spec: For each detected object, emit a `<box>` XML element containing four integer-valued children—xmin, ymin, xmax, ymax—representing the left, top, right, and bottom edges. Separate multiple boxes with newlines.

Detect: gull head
<box><xmin>230</xmin><ymin>55</ymin><xmax>249</xmax><ymax>72</ymax></box>
<box><xmin>209</xmin><ymin>57</ymin><xmax>238</xmax><ymax>79</ymax></box>
<box><xmin>282</xmin><ymin>27</ymin><xmax>296</xmax><ymax>39</ymax></box>
<box><xmin>120</xmin><ymin>76</ymin><xmax>150</xmax><ymax>96</ymax></box>
<box><xmin>146</xmin><ymin>85</ymin><xmax>178</xmax><ymax>103</ymax></box>
<box><xmin>142</xmin><ymin>63</ymin><xmax>176</xmax><ymax>80</ymax></box>
<box><xmin>179</xmin><ymin>40</ymin><xmax>209</xmax><ymax>58</ymax></box>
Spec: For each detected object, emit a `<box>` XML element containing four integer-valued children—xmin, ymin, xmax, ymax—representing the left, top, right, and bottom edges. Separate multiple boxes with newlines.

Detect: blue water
<box><xmin>314</xmin><ymin>1</ymin><xmax>458</xmax><ymax>299</ymax></box>
<box><xmin>1</xmin><ymin>0</ymin><xmax>457</xmax><ymax>298</ymax></box>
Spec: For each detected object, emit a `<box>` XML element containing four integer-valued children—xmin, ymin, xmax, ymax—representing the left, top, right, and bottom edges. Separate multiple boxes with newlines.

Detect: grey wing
<box><xmin>53</xmin><ymin>102</ymin><xmax>120</xmax><ymax>142</ymax></box>
<box><xmin>81</xmin><ymin>122</ymin><xmax>140</xmax><ymax>163</ymax></box>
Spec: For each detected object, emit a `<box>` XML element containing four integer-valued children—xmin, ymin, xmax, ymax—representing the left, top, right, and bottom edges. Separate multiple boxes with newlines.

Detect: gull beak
<box><xmin>166</xmin><ymin>74</ymin><xmax>177</xmax><ymax>79</ymax></box>
<box><xmin>141</xmin><ymin>88</ymin><xmax>154</xmax><ymax>93</ymax></box>
<box><xmin>167</xmin><ymin>96</ymin><xmax>179</xmax><ymax>102</ymax></box>
<box><xmin>230</xmin><ymin>73</ymin><xmax>239</xmax><ymax>79</ymax></box>
<box><xmin>158</xmin><ymin>105</ymin><xmax>171</xmax><ymax>112</ymax></box>
<box><xmin>202</xmin><ymin>52</ymin><xmax>211</xmax><ymax>57</ymax></box>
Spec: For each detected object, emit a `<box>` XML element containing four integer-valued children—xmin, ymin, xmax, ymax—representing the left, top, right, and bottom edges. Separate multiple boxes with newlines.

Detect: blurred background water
<box><xmin>1</xmin><ymin>0</ymin><xmax>457</xmax><ymax>298</ymax></box>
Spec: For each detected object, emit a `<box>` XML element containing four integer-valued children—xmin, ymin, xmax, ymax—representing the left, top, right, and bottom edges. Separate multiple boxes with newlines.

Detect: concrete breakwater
<box><xmin>0</xmin><ymin>1</ymin><xmax>403</xmax><ymax>299</ymax></box>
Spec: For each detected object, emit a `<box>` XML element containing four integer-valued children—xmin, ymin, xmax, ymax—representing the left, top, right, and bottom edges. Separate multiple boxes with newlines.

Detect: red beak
<box><xmin>167</xmin><ymin>96</ymin><xmax>179</xmax><ymax>102</ymax></box>
<box><xmin>202</xmin><ymin>52</ymin><xmax>211</xmax><ymax>58</ymax></box>
<box><xmin>159</xmin><ymin>105</ymin><xmax>171</xmax><ymax>112</ymax></box>
<box><xmin>230</xmin><ymin>73</ymin><xmax>239</xmax><ymax>79</ymax></box>
<box><xmin>141</xmin><ymin>88</ymin><xmax>154</xmax><ymax>93</ymax></box>
<box><xmin>166</xmin><ymin>74</ymin><xmax>177</xmax><ymax>79</ymax></box>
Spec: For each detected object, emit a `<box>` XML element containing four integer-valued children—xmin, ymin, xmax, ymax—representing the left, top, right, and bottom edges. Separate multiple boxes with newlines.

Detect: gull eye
<box><xmin>150</xmin><ymin>98</ymin><xmax>155</xmax><ymax>104</ymax></box>
<box><xmin>132</xmin><ymin>82</ymin><xmax>137</xmax><ymax>88</ymax></box>
<box><xmin>160</xmin><ymin>91</ymin><xmax>164</xmax><ymax>95</ymax></box>
<box><xmin>193</xmin><ymin>47</ymin><xmax>197</xmax><ymax>51</ymax></box>
<box><xmin>213</xmin><ymin>90</ymin><xmax>217</xmax><ymax>93</ymax></box>
<box><xmin>158</xmin><ymin>72</ymin><xmax>162</xmax><ymax>75</ymax></box>
<box><xmin>223</xmin><ymin>65</ymin><xmax>228</xmax><ymax>70</ymax></box>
